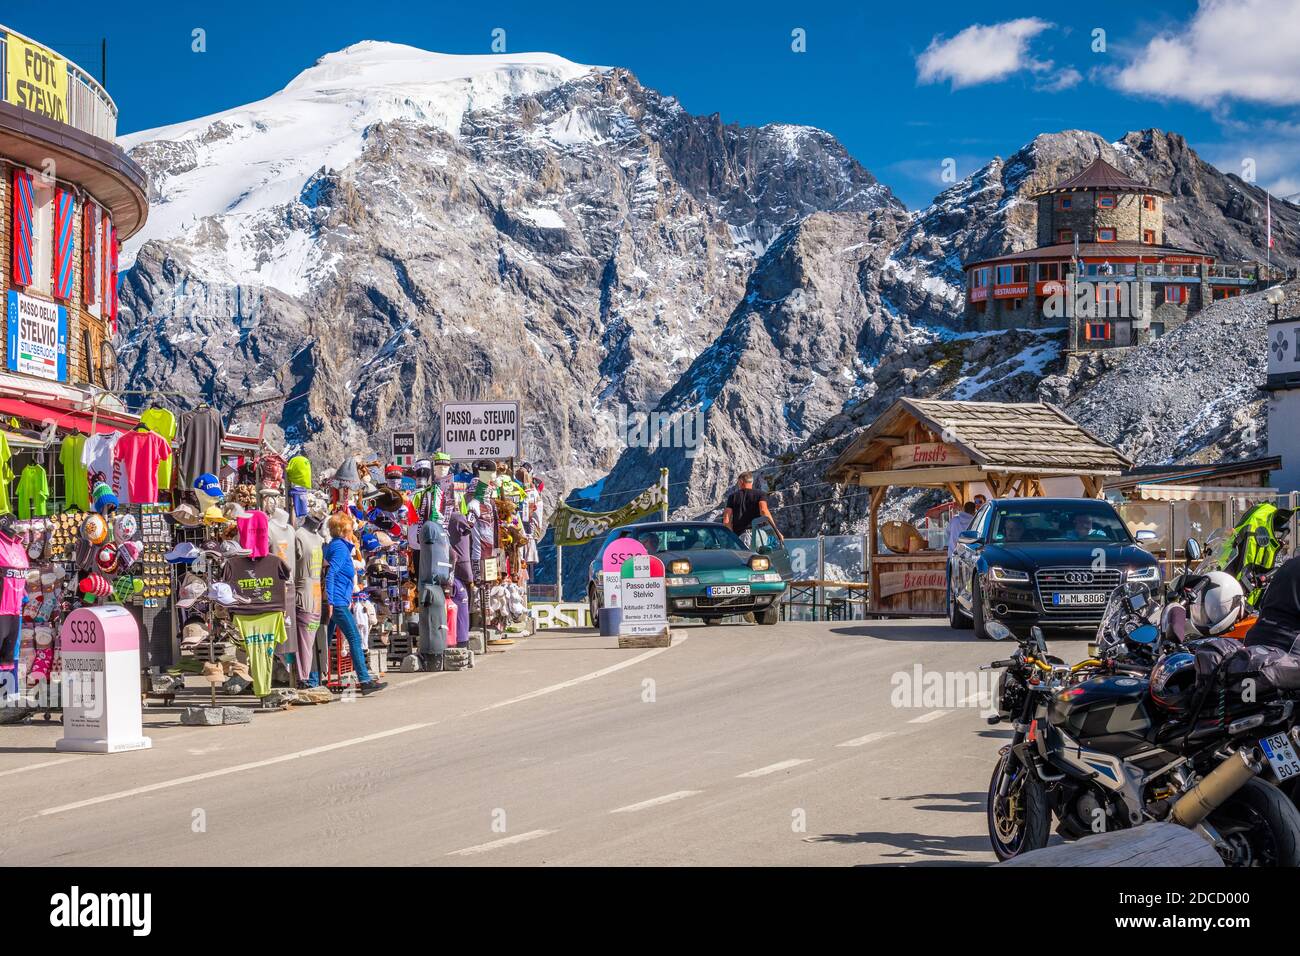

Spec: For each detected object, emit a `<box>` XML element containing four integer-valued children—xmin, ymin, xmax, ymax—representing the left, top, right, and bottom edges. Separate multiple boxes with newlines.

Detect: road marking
<box><xmin>737</xmin><ymin>758</ymin><xmax>811</xmax><ymax>778</ymax></box>
<box><xmin>836</xmin><ymin>731</ymin><xmax>895</xmax><ymax>748</ymax></box>
<box><xmin>908</xmin><ymin>710</ymin><xmax>949</xmax><ymax>724</ymax></box>
<box><xmin>480</xmin><ymin>635</ymin><xmax>687</xmax><ymax>711</ymax></box>
<box><xmin>610</xmin><ymin>790</ymin><xmax>702</xmax><ymax>814</ymax></box>
<box><xmin>447</xmin><ymin>829</ymin><xmax>555</xmax><ymax>856</ymax></box>
<box><xmin>37</xmin><ymin>723</ymin><xmax>436</xmax><ymax>816</ymax></box>
<box><xmin>34</xmin><ymin>635</ymin><xmax>690</xmax><ymax>817</ymax></box>
<box><xmin>958</xmin><ymin>692</ymin><xmax>991</xmax><ymax>707</ymax></box>
<box><xmin>0</xmin><ymin>757</ymin><xmax>83</xmax><ymax>778</ymax></box>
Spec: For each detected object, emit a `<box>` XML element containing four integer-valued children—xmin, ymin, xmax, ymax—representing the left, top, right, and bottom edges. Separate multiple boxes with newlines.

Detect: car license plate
<box><xmin>1260</xmin><ymin>733</ymin><xmax>1300</xmax><ymax>781</ymax></box>
<box><xmin>1052</xmin><ymin>592</ymin><xmax>1108</xmax><ymax>606</ymax></box>
<box><xmin>707</xmin><ymin>585</ymin><xmax>751</xmax><ymax>597</ymax></box>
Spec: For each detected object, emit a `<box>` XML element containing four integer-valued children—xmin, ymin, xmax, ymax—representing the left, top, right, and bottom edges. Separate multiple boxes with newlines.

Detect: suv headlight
<box><xmin>989</xmin><ymin>566</ymin><xmax>1030</xmax><ymax>583</ymax></box>
<box><xmin>749</xmin><ymin>556</ymin><xmax>771</xmax><ymax>572</ymax></box>
<box><xmin>669</xmin><ymin>559</ymin><xmax>692</xmax><ymax>575</ymax></box>
<box><xmin>1127</xmin><ymin>566</ymin><xmax>1160</xmax><ymax>583</ymax></box>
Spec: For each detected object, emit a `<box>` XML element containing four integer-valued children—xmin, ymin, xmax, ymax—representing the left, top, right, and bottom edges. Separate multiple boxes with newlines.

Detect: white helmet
<box><xmin>1191</xmin><ymin>571</ymin><xmax>1245</xmax><ymax>635</ymax></box>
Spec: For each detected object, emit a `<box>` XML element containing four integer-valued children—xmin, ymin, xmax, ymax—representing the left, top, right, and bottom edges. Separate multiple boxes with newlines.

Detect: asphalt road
<box><xmin>0</xmin><ymin>618</ymin><xmax>1075</xmax><ymax>866</ymax></box>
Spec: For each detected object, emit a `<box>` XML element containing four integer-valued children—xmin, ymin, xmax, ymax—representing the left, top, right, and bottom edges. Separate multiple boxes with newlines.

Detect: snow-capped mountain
<box><xmin>116</xmin><ymin>41</ymin><xmax>896</xmax><ymax>487</ymax></box>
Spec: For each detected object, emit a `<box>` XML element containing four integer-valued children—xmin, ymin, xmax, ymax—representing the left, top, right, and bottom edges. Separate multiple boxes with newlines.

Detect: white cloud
<box><xmin>1037</xmin><ymin>67</ymin><xmax>1082</xmax><ymax>93</ymax></box>
<box><xmin>916</xmin><ymin>18</ymin><xmax>1054</xmax><ymax>89</ymax></box>
<box><xmin>1200</xmin><ymin>119</ymin><xmax>1300</xmax><ymax>197</ymax></box>
<box><xmin>1114</xmin><ymin>0</ymin><xmax>1300</xmax><ymax>105</ymax></box>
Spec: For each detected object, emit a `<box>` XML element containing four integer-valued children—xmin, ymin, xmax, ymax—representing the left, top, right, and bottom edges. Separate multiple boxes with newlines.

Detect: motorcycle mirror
<box><xmin>985</xmin><ymin>621</ymin><xmax>1013</xmax><ymax>641</ymax></box>
<box><xmin>1184</xmin><ymin>538</ymin><xmax>1201</xmax><ymax>561</ymax></box>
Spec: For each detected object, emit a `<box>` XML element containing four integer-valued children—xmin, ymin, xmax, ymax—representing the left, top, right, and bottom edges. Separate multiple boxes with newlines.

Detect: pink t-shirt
<box><xmin>237</xmin><ymin>510</ymin><xmax>270</xmax><ymax>559</ymax></box>
<box><xmin>0</xmin><ymin>534</ymin><xmax>30</xmax><ymax>616</ymax></box>
<box><xmin>115</xmin><ymin>430</ymin><xmax>172</xmax><ymax>504</ymax></box>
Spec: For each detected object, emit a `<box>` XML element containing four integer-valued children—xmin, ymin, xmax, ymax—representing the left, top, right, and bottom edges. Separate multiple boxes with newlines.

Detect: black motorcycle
<box><xmin>984</xmin><ymin>620</ymin><xmax>1300</xmax><ymax>866</ymax></box>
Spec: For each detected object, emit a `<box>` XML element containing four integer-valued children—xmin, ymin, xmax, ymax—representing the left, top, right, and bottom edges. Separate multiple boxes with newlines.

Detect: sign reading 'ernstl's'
<box><xmin>5</xmin><ymin>33</ymin><xmax>68</xmax><ymax>123</ymax></box>
<box><xmin>891</xmin><ymin>442</ymin><xmax>969</xmax><ymax>468</ymax></box>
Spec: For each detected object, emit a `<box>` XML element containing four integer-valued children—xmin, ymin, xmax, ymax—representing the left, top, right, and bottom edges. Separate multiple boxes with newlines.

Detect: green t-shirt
<box><xmin>17</xmin><ymin>463</ymin><xmax>48</xmax><ymax>518</ymax></box>
<box><xmin>233</xmin><ymin>611</ymin><xmax>288</xmax><ymax>698</ymax></box>
<box><xmin>0</xmin><ymin>432</ymin><xmax>12</xmax><ymax>514</ymax></box>
<box><xmin>60</xmin><ymin>433</ymin><xmax>89</xmax><ymax>511</ymax></box>
<box><xmin>140</xmin><ymin>408</ymin><xmax>178</xmax><ymax>493</ymax></box>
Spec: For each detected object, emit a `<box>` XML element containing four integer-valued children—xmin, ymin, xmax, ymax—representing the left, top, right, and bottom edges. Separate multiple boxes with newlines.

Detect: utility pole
<box><xmin>101</xmin><ymin>38</ymin><xmax>106</xmax><ymax>87</ymax></box>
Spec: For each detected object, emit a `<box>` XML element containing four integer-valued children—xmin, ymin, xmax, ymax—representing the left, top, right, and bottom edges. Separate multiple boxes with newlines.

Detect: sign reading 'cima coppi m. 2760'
<box><xmin>439</xmin><ymin>401</ymin><xmax>522</xmax><ymax>460</ymax></box>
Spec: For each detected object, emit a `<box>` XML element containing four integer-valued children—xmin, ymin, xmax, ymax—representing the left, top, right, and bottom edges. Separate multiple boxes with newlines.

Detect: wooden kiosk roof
<box><xmin>826</xmin><ymin>398</ymin><xmax>1132</xmax><ymax>495</ymax></box>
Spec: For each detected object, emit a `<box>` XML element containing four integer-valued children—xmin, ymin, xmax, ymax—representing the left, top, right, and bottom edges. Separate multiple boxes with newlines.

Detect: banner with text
<box><xmin>4</xmin><ymin>33</ymin><xmax>68</xmax><ymax>124</ymax></box>
<box><xmin>551</xmin><ymin>478</ymin><xmax>667</xmax><ymax>546</ymax></box>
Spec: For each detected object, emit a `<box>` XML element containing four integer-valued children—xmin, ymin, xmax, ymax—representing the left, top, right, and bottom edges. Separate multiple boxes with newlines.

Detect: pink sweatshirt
<box><xmin>0</xmin><ymin>533</ymin><xmax>29</xmax><ymax>616</ymax></box>
<box><xmin>237</xmin><ymin>510</ymin><xmax>270</xmax><ymax>559</ymax></box>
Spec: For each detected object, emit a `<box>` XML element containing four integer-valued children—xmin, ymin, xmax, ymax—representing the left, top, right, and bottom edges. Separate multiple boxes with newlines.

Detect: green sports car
<box><xmin>587</xmin><ymin>520</ymin><xmax>791</xmax><ymax>626</ymax></box>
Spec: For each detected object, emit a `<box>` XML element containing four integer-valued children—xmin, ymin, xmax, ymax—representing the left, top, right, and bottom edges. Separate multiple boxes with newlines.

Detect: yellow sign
<box><xmin>5</xmin><ymin>34</ymin><xmax>68</xmax><ymax>123</ymax></box>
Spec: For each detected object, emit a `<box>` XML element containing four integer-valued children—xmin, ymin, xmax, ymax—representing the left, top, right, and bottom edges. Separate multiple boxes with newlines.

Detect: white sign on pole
<box><xmin>618</xmin><ymin>555</ymin><xmax>668</xmax><ymax>636</ymax></box>
<box><xmin>440</xmin><ymin>401</ymin><xmax>522</xmax><ymax>461</ymax></box>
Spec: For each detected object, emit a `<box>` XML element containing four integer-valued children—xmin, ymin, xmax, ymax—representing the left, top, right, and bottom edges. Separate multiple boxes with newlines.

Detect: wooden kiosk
<box><xmin>826</xmin><ymin>398</ymin><xmax>1132</xmax><ymax>615</ymax></box>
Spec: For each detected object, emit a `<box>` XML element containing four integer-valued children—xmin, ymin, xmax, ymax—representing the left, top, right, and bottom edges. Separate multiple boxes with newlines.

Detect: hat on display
<box><xmin>330</xmin><ymin>458</ymin><xmax>364</xmax><ymax>489</ymax></box>
<box><xmin>432</xmin><ymin>452</ymin><xmax>451</xmax><ymax>463</ymax></box>
<box><xmin>194</xmin><ymin>473</ymin><xmax>223</xmax><ymax>499</ymax></box>
<box><xmin>384</xmin><ymin>464</ymin><xmax>404</xmax><ymax>479</ymax></box>
<box><xmin>175</xmin><ymin>574</ymin><xmax>207</xmax><ymax>607</ymax></box>
<box><xmin>78</xmin><ymin>573</ymin><xmax>112</xmax><ymax>600</ymax></box>
<box><xmin>113</xmin><ymin>514</ymin><xmax>138</xmax><ymax>542</ymax></box>
<box><xmin>117</xmin><ymin>540</ymin><xmax>144</xmax><ymax>570</ymax></box>
<box><xmin>374</xmin><ymin>488</ymin><xmax>404</xmax><ymax>513</ymax></box>
<box><xmin>92</xmin><ymin>483</ymin><xmax>118</xmax><ymax>515</ymax></box>
<box><xmin>80</xmin><ymin>514</ymin><xmax>109</xmax><ymax>545</ymax></box>
<box><xmin>95</xmin><ymin>543</ymin><xmax>119</xmax><ymax>574</ymax></box>
<box><xmin>286</xmin><ymin>455</ymin><xmax>312</xmax><ymax>489</ymax></box>
<box><xmin>203</xmin><ymin>505</ymin><xmax>232</xmax><ymax>525</ymax></box>
<box><xmin>215</xmin><ymin>538</ymin><xmax>253</xmax><ymax>558</ymax></box>
<box><xmin>374</xmin><ymin>531</ymin><xmax>396</xmax><ymax>550</ymax></box>
<box><xmin>164</xmin><ymin>542</ymin><xmax>201</xmax><ymax>564</ymax></box>
<box><xmin>360</xmin><ymin>531</ymin><xmax>381</xmax><ymax>553</ymax></box>
<box><xmin>180</xmin><ymin>621</ymin><xmax>209</xmax><ymax>648</ymax></box>
<box><xmin>167</xmin><ymin>503</ymin><xmax>204</xmax><ymax>528</ymax></box>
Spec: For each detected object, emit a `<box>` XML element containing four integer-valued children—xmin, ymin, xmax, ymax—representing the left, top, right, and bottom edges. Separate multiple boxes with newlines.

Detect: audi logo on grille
<box><xmin>1063</xmin><ymin>571</ymin><xmax>1093</xmax><ymax>585</ymax></box>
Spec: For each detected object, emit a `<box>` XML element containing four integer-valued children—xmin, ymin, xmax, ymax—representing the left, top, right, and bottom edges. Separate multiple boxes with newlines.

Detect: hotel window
<box><xmin>1164</xmin><ymin>285</ymin><xmax>1186</xmax><ymax>305</ymax></box>
<box><xmin>1143</xmin><ymin>229</ymin><xmax>1156</xmax><ymax>245</ymax></box>
<box><xmin>85</xmin><ymin>202</ymin><xmax>103</xmax><ymax>317</ymax></box>
<box><xmin>1097</xmin><ymin>193</ymin><xmax>1116</xmax><ymax>209</ymax></box>
<box><xmin>1143</xmin><ymin>195</ymin><xmax>1156</xmax><ymax>211</ymax></box>
<box><xmin>1085</xmin><ymin>322</ymin><xmax>1112</xmax><ymax>341</ymax></box>
<box><xmin>996</xmin><ymin>265</ymin><xmax>1013</xmax><ymax>285</ymax></box>
<box><xmin>1058</xmin><ymin>229</ymin><xmax>1073</xmax><ymax>244</ymax></box>
<box><xmin>1057</xmin><ymin>196</ymin><xmax>1073</xmax><ymax>210</ymax></box>
<box><xmin>1097</xmin><ymin>228</ymin><xmax>1117</xmax><ymax>242</ymax></box>
<box><xmin>30</xmin><ymin>175</ymin><xmax>56</xmax><ymax>295</ymax></box>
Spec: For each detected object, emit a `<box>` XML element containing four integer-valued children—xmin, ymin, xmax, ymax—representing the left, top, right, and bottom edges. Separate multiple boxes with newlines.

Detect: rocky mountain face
<box><xmin>117</xmin><ymin>43</ymin><xmax>894</xmax><ymax>489</ymax></box>
<box><xmin>114</xmin><ymin>43</ymin><xmax>1295</xmax><ymax>596</ymax></box>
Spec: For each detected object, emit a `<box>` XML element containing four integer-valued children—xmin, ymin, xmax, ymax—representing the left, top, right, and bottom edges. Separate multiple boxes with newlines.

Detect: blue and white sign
<box><xmin>7</xmin><ymin>290</ymin><xmax>68</xmax><ymax>382</ymax></box>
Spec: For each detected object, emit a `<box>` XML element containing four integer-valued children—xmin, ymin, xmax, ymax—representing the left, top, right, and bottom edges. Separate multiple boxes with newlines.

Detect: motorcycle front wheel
<box><xmin>987</xmin><ymin>751</ymin><xmax>1050</xmax><ymax>861</ymax></box>
<box><xmin>1209</xmin><ymin>778</ymin><xmax>1300</xmax><ymax>867</ymax></box>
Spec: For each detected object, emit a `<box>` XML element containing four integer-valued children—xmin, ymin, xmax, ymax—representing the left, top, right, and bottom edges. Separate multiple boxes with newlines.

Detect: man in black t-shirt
<box><xmin>1247</xmin><ymin>554</ymin><xmax>1300</xmax><ymax>652</ymax></box>
<box><xmin>722</xmin><ymin>472</ymin><xmax>782</xmax><ymax>547</ymax></box>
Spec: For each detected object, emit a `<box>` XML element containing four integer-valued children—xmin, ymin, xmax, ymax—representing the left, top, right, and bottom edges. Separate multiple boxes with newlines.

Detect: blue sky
<box><xmin>9</xmin><ymin>0</ymin><xmax>1300</xmax><ymax>207</ymax></box>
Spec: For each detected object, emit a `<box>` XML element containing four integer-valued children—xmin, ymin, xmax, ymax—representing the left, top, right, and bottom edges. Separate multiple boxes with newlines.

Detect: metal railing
<box><xmin>0</xmin><ymin>26</ymin><xmax>117</xmax><ymax>141</ymax></box>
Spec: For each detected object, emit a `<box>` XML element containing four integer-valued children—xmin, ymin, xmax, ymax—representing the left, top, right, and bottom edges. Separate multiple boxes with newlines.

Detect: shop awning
<box><xmin>0</xmin><ymin>427</ymin><xmax>43</xmax><ymax>450</ymax></box>
<box><xmin>0</xmin><ymin>397</ymin><xmax>135</xmax><ymax>436</ymax></box>
<box><xmin>1134</xmin><ymin>483</ymin><xmax>1279</xmax><ymax>502</ymax></box>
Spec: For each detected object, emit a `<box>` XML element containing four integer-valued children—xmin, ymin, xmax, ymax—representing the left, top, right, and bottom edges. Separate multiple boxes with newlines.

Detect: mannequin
<box><xmin>295</xmin><ymin>511</ymin><xmax>327</xmax><ymax>686</ymax></box>
<box><xmin>266</xmin><ymin>506</ymin><xmax>297</xmax><ymax>670</ymax></box>
<box><xmin>0</xmin><ymin>514</ymin><xmax>29</xmax><ymax>695</ymax></box>
<box><xmin>417</xmin><ymin>496</ymin><xmax>451</xmax><ymax>669</ymax></box>
<box><xmin>445</xmin><ymin>508</ymin><xmax>473</xmax><ymax>647</ymax></box>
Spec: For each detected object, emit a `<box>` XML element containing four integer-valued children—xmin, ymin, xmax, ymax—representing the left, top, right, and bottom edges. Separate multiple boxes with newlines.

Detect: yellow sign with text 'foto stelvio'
<box><xmin>6</xmin><ymin>34</ymin><xmax>68</xmax><ymax>123</ymax></box>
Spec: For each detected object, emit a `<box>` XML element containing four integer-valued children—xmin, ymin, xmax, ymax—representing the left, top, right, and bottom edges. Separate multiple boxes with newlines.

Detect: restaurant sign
<box><xmin>878</xmin><ymin>569</ymin><xmax>947</xmax><ymax>598</ymax></box>
<box><xmin>7</xmin><ymin>291</ymin><xmax>68</xmax><ymax>382</ymax></box>
<box><xmin>891</xmin><ymin>442</ymin><xmax>969</xmax><ymax>469</ymax></box>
